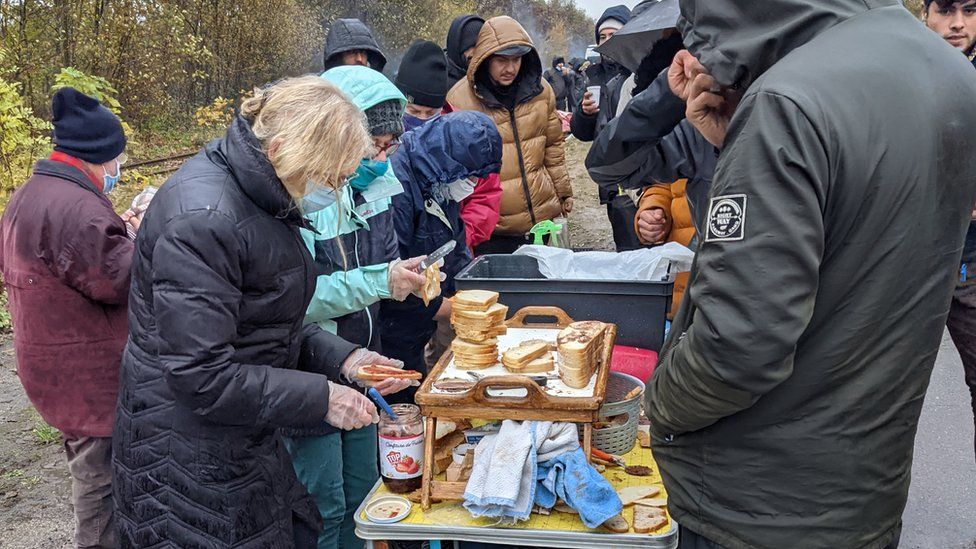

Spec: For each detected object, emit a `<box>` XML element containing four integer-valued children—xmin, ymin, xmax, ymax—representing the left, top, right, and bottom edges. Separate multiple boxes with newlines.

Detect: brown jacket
<box><xmin>636</xmin><ymin>179</ymin><xmax>694</xmax><ymax>318</ymax></box>
<box><xmin>447</xmin><ymin>16</ymin><xmax>572</xmax><ymax>236</ymax></box>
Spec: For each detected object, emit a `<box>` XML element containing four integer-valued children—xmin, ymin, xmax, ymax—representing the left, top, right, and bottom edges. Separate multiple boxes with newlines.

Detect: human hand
<box><xmin>340</xmin><ymin>349</ymin><xmax>417</xmax><ymax>395</ymax></box>
<box><xmin>325</xmin><ymin>381</ymin><xmax>378</xmax><ymax>430</ymax></box>
<box><xmin>581</xmin><ymin>92</ymin><xmax>599</xmax><ymax>116</ymax></box>
<box><xmin>561</xmin><ymin>197</ymin><xmax>574</xmax><ymax>215</ymax></box>
<box><xmin>637</xmin><ymin>208</ymin><xmax>668</xmax><ymax>243</ymax></box>
<box><xmin>971</xmin><ymin>201</ymin><xmax>976</xmax><ymax>220</ymax></box>
<box><xmin>121</xmin><ymin>209</ymin><xmax>142</xmax><ymax>234</ymax></box>
<box><xmin>667</xmin><ymin>50</ymin><xmax>701</xmax><ymax>102</ymax></box>
<box><xmin>388</xmin><ymin>257</ymin><xmax>428</xmax><ymax>301</ymax></box>
<box><xmin>686</xmin><ymin>66</ymin><xmax>735</xmax><ymax>148</ymax></box>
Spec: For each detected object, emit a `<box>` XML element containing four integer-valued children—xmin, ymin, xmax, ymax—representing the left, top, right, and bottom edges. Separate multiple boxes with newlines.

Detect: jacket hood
<box><xmin>321</xmin><ymin>66</ymin><xmax>406</xmax><ymax>112</ymax></box>
<box><xmin>596</xmin><ymin>5</ymin><xmax>632</xmax><ymax>43</ymax></box>
<box><xmin>679</xmin><ymin>0</ymin><xmax>900</xmax><ymax>90</ymax></box>
<box><xmin>390</xmin><ymin>111</ymin><xmax>502</xmax><ymax>194</ymax></box>
<box><xmin>467</xmin><ymin>16</ymin><xmax>544</xmax><ymax>108</ymax></box>
<box><xmin>216</xmin><ymin>116</ymin><xmax>307</xmax><ymax>226</ymax></box>
<box><xmin>324</xmin><ymin>19</ymin><xmax>387</xmax><ymax>73</ymax></box>
<box><xmin>446</xmin><ymin>14</ymin><xmax>485</xmax><ymax>70</ymax></box>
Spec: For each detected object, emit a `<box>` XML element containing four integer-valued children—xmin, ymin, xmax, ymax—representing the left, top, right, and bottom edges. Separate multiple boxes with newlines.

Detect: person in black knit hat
<box><xmin>0</xmin><ymin>86</ymin><xmax>133</xmax><ymax>548</ymax></box>
<box><xmin>395</xmin><ymin>40</ymin><xmax>450</xmax><ymax>132</ymax></box>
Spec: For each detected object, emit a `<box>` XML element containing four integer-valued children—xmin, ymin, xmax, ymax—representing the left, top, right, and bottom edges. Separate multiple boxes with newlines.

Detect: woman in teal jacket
<box><xmin>282</xmin><ymin>66</ymin><xmax>427</xmax><ymax>549</ymax></box>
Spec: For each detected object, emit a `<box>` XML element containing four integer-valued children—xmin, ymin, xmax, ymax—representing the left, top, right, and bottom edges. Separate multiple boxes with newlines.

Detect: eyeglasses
<box><xmin>373</xmin><ymin>138</ymin><xmax>400</xmax><ymax>158</ymax></box>
<box><xmin>117</xmin><ymin>152</ymin><xmax>129</xmax><ymax>166</ymax></box>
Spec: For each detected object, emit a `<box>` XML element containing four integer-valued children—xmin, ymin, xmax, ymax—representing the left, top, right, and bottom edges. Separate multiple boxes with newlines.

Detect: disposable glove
<box><xmin>325</xmin><ymin>381</ymin><xmax>378</xmax><ymax>430</ymax></box>
<box><xmin>409</xmin><ymin>258</ymin><xmax>447</xmax><ymax>301</ymax></box>
<box><xmin>388</xmin><ymin>257</ymin><xmax>428</xmax><ymax>301</ymax></box>
<box><xmin>340</xmin><ymin>348</ymin><xmax>418</xmax><ymax>395</ymax></box>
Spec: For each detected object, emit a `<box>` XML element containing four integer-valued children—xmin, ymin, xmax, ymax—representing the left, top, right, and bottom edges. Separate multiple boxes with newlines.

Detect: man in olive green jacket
<box><xmin>646</xmin><ymin>1</ymin><xmax>976</xmax><ymax>548</ymax></box>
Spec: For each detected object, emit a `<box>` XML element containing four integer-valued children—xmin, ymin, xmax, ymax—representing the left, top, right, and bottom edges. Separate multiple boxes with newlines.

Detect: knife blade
<box><xmin>420</xmin><ymin>240</ymin><xmax>457</xmax><ymax>271</ymax></box>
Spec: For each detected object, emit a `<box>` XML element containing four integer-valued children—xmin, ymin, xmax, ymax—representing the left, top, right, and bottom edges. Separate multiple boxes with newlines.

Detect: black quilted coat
<box><xmin>113</xmin><ymin>116</ymin><xmax>359</xmax><ymax>548</ymax></box>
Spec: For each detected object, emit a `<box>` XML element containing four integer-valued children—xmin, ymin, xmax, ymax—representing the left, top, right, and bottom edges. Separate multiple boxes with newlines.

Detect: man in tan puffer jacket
<box><xmin>448</xmin><ymin>16</ymin><xmax>572</xmax><ymax>254</ymax></box>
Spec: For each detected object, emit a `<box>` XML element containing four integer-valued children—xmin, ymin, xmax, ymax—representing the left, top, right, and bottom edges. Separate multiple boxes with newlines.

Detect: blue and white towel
<box><xmin>463</xmin><ymin>420</ymin><xmax>579</xmax><ymax>523</ymax></box>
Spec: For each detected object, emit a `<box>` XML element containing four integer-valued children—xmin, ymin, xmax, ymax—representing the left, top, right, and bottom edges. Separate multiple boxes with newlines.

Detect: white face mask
<box><xmin>445</xmin><ymin>178</ymin><xmax>477</xmax><ymax>203</ymax></box>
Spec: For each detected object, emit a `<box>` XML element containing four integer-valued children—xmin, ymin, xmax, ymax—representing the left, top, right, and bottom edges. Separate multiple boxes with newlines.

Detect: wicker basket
<box><xmin>592</xmin><ymin>372</ymin><xmax>645</xmax><ymax>455</ymax></box>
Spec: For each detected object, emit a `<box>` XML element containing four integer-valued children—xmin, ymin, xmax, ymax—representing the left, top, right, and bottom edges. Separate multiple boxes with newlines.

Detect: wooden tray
<box><xmin>415</xmin><ymin>306</ymin><xmax>617</xmax><ymax>423</ymax></box>
<box><xmin>416</xmin><ymin>306</ymin><xmax>617</xmax><ymax>510</ymax></box>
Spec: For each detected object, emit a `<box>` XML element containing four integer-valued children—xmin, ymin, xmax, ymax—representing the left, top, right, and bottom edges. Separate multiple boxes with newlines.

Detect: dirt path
<box><xmin>564</xmin><ymin>138</ymin><xmax>615</xmax><ymax>251</ymax></box>
<box><xmin>0</xmin><ymin>340</ymin><xmax>74</xmax><ymax>549</ymax></box>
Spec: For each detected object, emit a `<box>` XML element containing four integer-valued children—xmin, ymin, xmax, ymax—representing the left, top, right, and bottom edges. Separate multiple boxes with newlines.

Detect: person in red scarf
<box><xmin>0</xmin><ymin>87</ymin><xmax>132</xmax><ymax>549</ymax></box>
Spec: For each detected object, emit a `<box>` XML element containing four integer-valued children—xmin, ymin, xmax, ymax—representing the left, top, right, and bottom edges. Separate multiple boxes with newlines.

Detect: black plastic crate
<box><xmin>454</xmin><ymin>254</ymin><xmax>673</xmax><ymax>351</ymax></box>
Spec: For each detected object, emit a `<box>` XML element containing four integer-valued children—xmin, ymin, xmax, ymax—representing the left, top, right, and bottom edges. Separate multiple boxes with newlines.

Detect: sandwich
<box><xmin>357</xmin><ymin>365</ymin><xmax>423</xmax><ymax>381</ymax></box>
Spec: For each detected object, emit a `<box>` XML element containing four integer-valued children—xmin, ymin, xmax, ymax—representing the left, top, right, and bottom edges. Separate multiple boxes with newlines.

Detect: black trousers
<box><xmin>946</xmin><ymin>281</ymin><xmax>976</xmax><ymax>462</ymax></box>
<box><xmin>292</xmin><ymin>516</ymin><xmax>318</xmax><ymax>549</ymax></box>
<box><xmin>678</xmin><ymin>523</ymin><xmax>902</xmax><ymax>549</ymax></box>
<box><xmin>607</xmin><ymin>194</ymin><xmax>644</xmax><ymax>252</ymax></box>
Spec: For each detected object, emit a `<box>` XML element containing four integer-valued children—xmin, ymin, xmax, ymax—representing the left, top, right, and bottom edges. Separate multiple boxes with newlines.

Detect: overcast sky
<box><xmin>575</xmin><ymin>0</ymin><xmax>641</xmax><ymax>21</ymax></box>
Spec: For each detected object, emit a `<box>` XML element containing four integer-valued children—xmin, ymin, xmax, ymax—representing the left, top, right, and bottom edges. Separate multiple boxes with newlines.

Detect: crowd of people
<box><xmin>1</xmin><ymin>0</ymin><xmax>976</xmax><ymax>548</ymax></box>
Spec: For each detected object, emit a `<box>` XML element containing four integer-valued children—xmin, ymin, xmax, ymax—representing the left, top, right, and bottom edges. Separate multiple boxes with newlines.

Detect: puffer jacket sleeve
<box><xmin>543</xmin><ymin>92</ymin><xmax>572</xmax><ymax>201</ymax></box>
<box><xmin>584</xmin><ymin>71</ymin><xmax>699</xmax><ymax>192</ymax></box>
<box><xmin>153</xmin><ymin>210</ymin><xmax>333</xmax><ymax>428</ymax></box>
<box><xmin>57</xmin><ymin>209</ymin><xmax>133</xmax><ymax>305</ymax></box>
<box><xmin>635</xmin><ymin>184</ymin><xmax>674</xmax><ymax>245</ymax></box>
<box><xmin>460</xmin><ymin>173</ymin><xmax>502</xmax><ymax>249</ymax></box>
<box><xmin>297</xmin><ymin>323</ymin><xmax>357</xmax><ymax>380</ymax></box>
<box><xmin>646</xmin><ymin>92</ymin><xmax>827</xmax><ymax>436</ymax></box>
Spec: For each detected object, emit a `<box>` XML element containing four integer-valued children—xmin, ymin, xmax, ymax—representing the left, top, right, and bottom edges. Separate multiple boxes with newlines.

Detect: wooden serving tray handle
<box><xmin>469</xmin><ymin>375</ymin><xmax>551</xmax><ymax>408</ymax></box>
<box><xmin>506</xmin><ymin>306</ymin><xmax>575</xmax><ymax>329</ymax></box>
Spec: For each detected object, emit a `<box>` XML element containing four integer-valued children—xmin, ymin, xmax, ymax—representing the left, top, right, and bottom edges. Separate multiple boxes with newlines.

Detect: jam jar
<box><xmin>378</xmin><ymin>404</ymin><xmax>424</xmax><ymax>493</ymax></box>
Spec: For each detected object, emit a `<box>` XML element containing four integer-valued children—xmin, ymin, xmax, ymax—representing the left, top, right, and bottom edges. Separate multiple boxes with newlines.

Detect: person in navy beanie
<box><xmin>0</xmin><ymin>87</ymin><xmax>133</xmax><ymax>548</ymax></box>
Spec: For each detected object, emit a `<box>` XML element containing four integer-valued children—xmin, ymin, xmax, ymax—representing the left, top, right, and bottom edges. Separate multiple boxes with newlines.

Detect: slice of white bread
<box><xmin>452</xmin><ymin>290</ymin><xmax>499</xmax><ymax>309</ymax></box>
<box><xmin>633</xmin><ymin>505</ymin><xmax>668</xmax><ymax>534</ymax></box>
<box><xmin>455</xmin><ymin>324</ymin><xmax>507</xmax><ymax>343</ymax></box>
<box><xmin>634</xmin><ymin>497</ymin><xmax>668</xmax><ymax>508</ymax></box>
<box><xmin>453</xmin><ymin>303</ymin><xmax>509</xmax><ymax>322</ymax></box>
<box><xmin>602</xmin><ymin>514</ymin><xmax>629</xmax><ymax>533</ymax></box>
<box><xmin>557</xmin><ymin>321</ymin><xmax>606</xmax><ymax>352</ymax></box>
<box><xmin>502</xmin><ymin>340</ymin><xmax>550</xmax><ymax>367</ymax></box>
<box><xmin>505</xmin><ymin>354</ymin><xmax>555</xmax><ymax>374</ymax></box>
<box><xmin>452</xmin><ymin>338</ymin><xmax>498</xmax><ymax>355</ymax></box>
<box><xmin>617</xmin><ymin>486</ymin><xmax>661</xmax><ymax>506</ymax></box>
<box><xmin>421</xmin><ymin>263</ymin><xmax>442</xmax><ymax>307</ymax></box>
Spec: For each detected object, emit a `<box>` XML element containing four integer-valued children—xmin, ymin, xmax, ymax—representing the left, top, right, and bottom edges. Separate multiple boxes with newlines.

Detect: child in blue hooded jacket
<box><xmin>381</xmin><ymin>111</ymin><xmax>503</xmax><ymax>403</ymax></box>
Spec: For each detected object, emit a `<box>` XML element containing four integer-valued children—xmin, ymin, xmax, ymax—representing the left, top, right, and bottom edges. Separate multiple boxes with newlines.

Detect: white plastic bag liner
<box><xmin>513</xmin><ymin>243</ymin><xmax>694</xmax><ymax>281</ymax></box>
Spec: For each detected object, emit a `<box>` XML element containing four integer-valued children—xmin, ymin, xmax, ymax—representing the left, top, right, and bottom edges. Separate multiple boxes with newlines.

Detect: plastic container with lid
<box><xmin>377</xmin><ymin>404</ymin><xmax>424</xmax><ymax>494</ymax></box>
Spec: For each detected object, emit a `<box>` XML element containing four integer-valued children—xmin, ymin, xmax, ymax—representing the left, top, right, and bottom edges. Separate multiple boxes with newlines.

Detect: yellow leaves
<box><xmin>0</xmin><ymin>76</ymin><xmax>51</xmax><ymax>208</ymax></box>
<box><xmin>193</xmin><ymin>96</ymin><xmax>235</xmax><ymax>129</ymax></box>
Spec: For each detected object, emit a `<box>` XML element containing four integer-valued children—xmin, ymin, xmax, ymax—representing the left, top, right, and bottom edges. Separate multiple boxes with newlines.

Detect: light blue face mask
<box><xmin>300</xmin><ymin>186</ymin><xmax>339</xmax><ymax>214</ymax></box>
<box><xmin>102</xmin><ymin>160</ymin><xmax>121</xmax><ymax>194</ymax></box>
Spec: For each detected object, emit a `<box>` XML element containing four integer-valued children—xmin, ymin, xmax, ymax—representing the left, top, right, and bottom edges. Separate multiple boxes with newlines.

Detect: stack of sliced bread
<box><xmin>450</xmin><ymin>290</ymin><xmax>507</xmax><ymax>370</ymax></box>
<box><xmin>556</xmin><ymin>320</ymin><xmax>607</xmax><ymax>388</ymax></box>
<box><xmin>501</xmin><ymin>340</ymin><xmax>554</xmax><ymax>373</ymax></box>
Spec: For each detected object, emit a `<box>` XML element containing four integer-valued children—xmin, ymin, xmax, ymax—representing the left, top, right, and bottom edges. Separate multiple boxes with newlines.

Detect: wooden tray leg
<box><xmin>583</xmin><ymin>422</ymin><xmax>593</xmax><ymax>462</ymax></box>
<box><xmin>422</xmin><ymin>416</ymin><xmax>437</xmax><ymax>510</ymax></box>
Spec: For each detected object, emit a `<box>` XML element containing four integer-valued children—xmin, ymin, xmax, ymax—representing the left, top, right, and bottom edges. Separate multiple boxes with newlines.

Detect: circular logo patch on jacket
<box><xmin>706</xmin><ymin>194</ymin><xmax>746</xmax><ymax>242</ymax></box>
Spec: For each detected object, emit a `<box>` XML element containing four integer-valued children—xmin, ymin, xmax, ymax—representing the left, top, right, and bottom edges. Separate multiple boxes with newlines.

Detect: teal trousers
<box><xmin>284</xmin><ymin>426</ymin><xmax>378</xmax><ymax>549</ymax></box>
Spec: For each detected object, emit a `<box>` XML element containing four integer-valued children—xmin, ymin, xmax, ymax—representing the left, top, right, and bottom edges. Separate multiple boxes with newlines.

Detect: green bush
<box><xmin>0</xmin><ymin>50</ymin><xmax>52</xmax><ymax>208</ymax></box>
